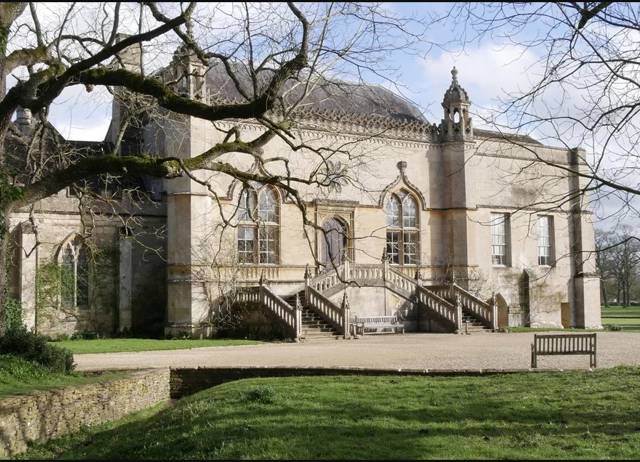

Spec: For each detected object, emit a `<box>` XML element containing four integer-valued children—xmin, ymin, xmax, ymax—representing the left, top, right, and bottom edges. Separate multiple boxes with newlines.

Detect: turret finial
<box><xmin>451</xmin><ymin>66</ymin><xmax>458</xmax><ymax>83</ymax></box>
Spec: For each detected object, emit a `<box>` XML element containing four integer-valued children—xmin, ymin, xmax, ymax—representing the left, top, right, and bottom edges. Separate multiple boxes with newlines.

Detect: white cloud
<box><xmin>419</xmin><ymin>44</ymin><xmax>540</xmax><ymax>116</ymax></box>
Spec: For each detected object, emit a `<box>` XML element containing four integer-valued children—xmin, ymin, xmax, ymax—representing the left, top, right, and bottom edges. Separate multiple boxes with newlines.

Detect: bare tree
<box><xmin>447</xmin><ymin>3</ymin><xmax>640</xmax><ymax>225</ymax></box>
<box><xmin>0</xmin><ymin>2</ymin><xmax>428</xmax><ymax>332</ymax></box>
<box><xmin>596</xmin><ymin>226</ymin><xmax>640</xmax><ymax>307</ymax></box>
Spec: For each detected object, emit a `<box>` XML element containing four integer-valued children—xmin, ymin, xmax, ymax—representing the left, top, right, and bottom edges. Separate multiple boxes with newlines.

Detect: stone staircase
<box><xmin>283</xmin><ymin>292</ymin><xmax>341</xmax><ymax>341</ymax></box>
<box><xmin>300</xmin><ymin>307</ymin><xmax>342</xmax><ymax>340</ymax></box>
<box><xmin>461</xmin><ymin>313</ymin><xmax>492</xmax><ymax>334</ymax></box>
<box><xmin>243</xmin><ymin>264</ymin><xmax>497</xmax><ymax>341</ymax></box>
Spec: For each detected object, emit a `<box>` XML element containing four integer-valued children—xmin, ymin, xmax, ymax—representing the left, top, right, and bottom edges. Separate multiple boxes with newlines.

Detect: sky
<box><xmin>7</xmin><ymin>2</ymin><xmax>638</xmax><ymax>231</ymax></box>
<box><xmin>31</xmin><ymin>2</ymin><xmax>540</xmax><ymax>142</ymax></box>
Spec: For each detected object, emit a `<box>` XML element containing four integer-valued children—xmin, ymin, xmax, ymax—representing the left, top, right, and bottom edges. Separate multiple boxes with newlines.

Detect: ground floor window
<box><xmin>59</xmin><ymin>236</ymin><xmax>89</xmax><ymax>309</ymax></box>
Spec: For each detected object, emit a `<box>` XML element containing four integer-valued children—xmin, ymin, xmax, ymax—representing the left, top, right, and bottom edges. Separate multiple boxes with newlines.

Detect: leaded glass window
<box><xmin>491</xmin><ymin>213</ymin><xmax>510</xmax><ymax>266</ymax></box>
<box><xmin>236</xmin><ymin>186</ymin><xmax>280</xmax><ymax>264</ymax></box>
<box><xmin>59</xmin><ymin>237</ymin><xmax>90</xmax><ymax>309</ymax></box>
<box><xmin>385</xmin><ymin>191</ymin><xmax>420</xmax><ymax>265</ymax></box>
<box><xmin>537</xmin><ymin>215</ymin><xmax>554</xmax><ymax>266</ymax></box>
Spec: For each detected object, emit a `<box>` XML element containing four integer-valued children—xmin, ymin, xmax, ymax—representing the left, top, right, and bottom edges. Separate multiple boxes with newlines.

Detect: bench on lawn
<box><xmin>352</xmin><ymin>315</ymin><xmax>405</xmax><ymax>336</ymax></box>
<box><xmin>531</xmin><ymin>333</ymin><xmax>597</xmax><ymax>369</ymax></box>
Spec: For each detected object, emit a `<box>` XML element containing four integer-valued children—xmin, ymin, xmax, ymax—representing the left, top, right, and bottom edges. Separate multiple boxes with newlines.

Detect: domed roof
<box><xmin>442</xmin><ymin>67</ymin><xmax>469</xmax><ymax>106</ymax></box>
<box><xmin>204</xmin><ymin>61</ymin><xmax>427</xmax><ymax>123</ymax></box>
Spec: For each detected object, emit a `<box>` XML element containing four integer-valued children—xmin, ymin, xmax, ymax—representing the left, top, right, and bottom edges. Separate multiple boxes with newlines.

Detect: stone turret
<box><xmin>440</xmin><ymin>67</ymin><xmax>473</xmax><ymax>142</ymax></box>
<box><xmin>15</xmin><ymin>107</ymin><xmax>32</xmax><ymax>135</ymax></box>
<box><xmin>170</xmin><ymin>45</ymin><xmax>207</xmax><ymax>101</ymax></box>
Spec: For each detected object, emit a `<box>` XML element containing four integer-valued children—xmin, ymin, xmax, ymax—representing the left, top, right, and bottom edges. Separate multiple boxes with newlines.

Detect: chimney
<box><xmin>15</xmin><ymin>107</ymin><xmax>32</xmax><ymax>135</ymax></box>
<box><xmin>113</xmin><ymin>33</ymin><xmax>142</xmax><ymax>72</ymax></box>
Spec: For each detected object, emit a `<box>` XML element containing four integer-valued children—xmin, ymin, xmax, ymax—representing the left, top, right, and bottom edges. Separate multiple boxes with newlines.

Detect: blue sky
<box><xmin>41</xmin><ymin>2</ymin><xmax>538</xmax><ymax>142</ymax></box>
<box><xmin>15</xmin><ymin>2</ymin><xmax>635</xmax><ymax>230</ymax></box>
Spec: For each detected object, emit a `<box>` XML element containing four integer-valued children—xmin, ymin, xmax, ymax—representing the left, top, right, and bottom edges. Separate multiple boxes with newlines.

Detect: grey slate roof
<box><xmin>204</xmin><ymin>62</ymin><xmax>426</xmax><ymax>123</ymax></box>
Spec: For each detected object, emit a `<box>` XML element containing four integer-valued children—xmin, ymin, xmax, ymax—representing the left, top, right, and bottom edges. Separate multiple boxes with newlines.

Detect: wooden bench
<box><xmin>531</xmin><ymin>333</ymin><xmax>597</xmax><ymax>369</ymax></box>
<box><xmin>352</xmin><ymin>315</ymin><xmax>405</xmax><ymax>336</ymax></box>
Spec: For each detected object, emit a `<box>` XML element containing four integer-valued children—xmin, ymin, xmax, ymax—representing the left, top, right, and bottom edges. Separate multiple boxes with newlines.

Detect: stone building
<box><xmin>7</xmin><ymin>46</ymin><xmax>602</xmax><ymax>339</ymax></box>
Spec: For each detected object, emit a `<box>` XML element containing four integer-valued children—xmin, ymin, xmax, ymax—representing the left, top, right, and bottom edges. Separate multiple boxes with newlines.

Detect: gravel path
<box><xmin>74</xmin><ymin>332</ymin><xmax>640</xmax><ymax>372</ymax></box>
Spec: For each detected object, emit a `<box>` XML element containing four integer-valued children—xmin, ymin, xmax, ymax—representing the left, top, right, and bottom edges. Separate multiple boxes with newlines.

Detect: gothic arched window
<box><xmin>59</xmin><ymin>236</ymin><xmax>90</xmax><ymax>309</ymax></box>
<box><xmin>385</xmin><ymin>191</ymin><xmax>420</xmax><ymax>265</ymax></box>
<box><xmin>237</xmin><ymin>186</ymin><xmax>280</xmax><ymax>264</ymax></box>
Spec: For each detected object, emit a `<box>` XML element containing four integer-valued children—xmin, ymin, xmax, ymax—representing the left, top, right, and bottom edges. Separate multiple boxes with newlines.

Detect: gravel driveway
<box><xmin>74</xmin><ymin>332</ymin><xmax>640</xmax><ymax>372</ymax></box>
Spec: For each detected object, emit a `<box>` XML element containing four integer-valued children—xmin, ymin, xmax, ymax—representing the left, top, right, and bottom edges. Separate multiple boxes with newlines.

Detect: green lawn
<box><xmin>506</xmin><ymin>327</ymin><xmax>600</xmax><ymax>333</ymax></box>
<box><xmin>19</xmin><ymin>368</ymin><xmax>640</xmax><ymax>459</ymax></box>
<box><xmin>49</xmin><ymin>338</ymin><xmax>264</xmax><ymax>354</ymax></box>
<box><xmin>503</xmin><ymin>305</ymin><xmax>640</xmax><ymax>333</ymax></box>
<box><xmin>601</xmin><ymin>305</ymin><xmax>640</xmax><ymax>331</ymax></box>
<box><xmin>0</xmin><ymin>355</ymin><xmax>121</xmax><ymax>398</ymax></box>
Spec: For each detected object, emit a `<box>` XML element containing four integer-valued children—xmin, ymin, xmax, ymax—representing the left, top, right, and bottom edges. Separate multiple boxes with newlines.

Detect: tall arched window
<box><xmin>237</xmin><ymin>186</ymin><xmax>280</xmax><ymax>264</ymax></box>
<box><xmin>59</xmin><ymin>236</ymin><xmax>90</xmax><ymax>309</ymax></box>
<box><xmin>385</xmin><ymin>191</ymin><xmax>420</xmax><ymax>265</ymax></box>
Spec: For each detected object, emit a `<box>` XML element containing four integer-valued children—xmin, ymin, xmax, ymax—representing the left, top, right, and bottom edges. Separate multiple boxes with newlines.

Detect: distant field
<box><xmin>49</xmin><ymin>338</ymin><xmax>264</xmax><ymax>354</ymax></box>
<box><xmin>601</xmin><ymin>305</ymin><xmax>640</xmax><ymax>332</ymax></box>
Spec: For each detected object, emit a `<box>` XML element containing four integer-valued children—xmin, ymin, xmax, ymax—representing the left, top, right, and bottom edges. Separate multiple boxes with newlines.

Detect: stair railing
<box><xmin>304</xmin><ymin>285</ymin><xmax>350</xmax><ymax>338</ymax></box>
<box><xmin>387</xmin><ymin>267</ymin><xmax>462</xmax><ymax>332</ymax></box>
<box><xmin>308</xmin><ymin>264</ymin><xmax>344</xmax><ymax>293</ymax></box>
<box><xmin>236</xmin><ymin>285</ymin><xmax>301</xmax><ymax>341</ymax></box>
<box><xmin>429</xmin><ymin>283</ymin><xmax>496</xmax><ymax>330</ymax></box>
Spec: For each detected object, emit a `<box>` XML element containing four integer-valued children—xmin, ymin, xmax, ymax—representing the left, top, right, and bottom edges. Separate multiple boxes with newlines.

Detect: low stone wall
<box><xmin>0</xmin><ymin>368</ymin><xmax>170</xmax><ymax>457</ymax></box>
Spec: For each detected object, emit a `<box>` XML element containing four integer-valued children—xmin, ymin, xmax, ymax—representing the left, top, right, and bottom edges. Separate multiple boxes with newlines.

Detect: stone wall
<box><xmin>0</xmin><ymin>368</ymin><xmax>170</xmax><ymax>457</ymax></box>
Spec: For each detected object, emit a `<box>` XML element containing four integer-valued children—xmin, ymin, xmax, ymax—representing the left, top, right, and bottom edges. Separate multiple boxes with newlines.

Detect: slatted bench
<box><xmin>531</xmin><ymin>333</ymin><xmax>597</xmax><ymax>369</ymax></box>
<box><xmin>353</xmin><ymin>315</ymin><xmax>405</xmax><ymax>336</ymax></box>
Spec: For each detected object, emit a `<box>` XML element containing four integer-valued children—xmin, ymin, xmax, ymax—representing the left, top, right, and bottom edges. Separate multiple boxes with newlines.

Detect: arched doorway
<box><xmin>321</xmin><ymin>217</ymin><xmax>348</xmax><ymax>271</ymax></box>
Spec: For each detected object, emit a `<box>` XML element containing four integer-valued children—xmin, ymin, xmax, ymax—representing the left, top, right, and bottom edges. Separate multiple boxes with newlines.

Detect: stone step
<box><xmin>301</xmin><ymin>334</ymin><xmax>342</xmax><ymax>341</ymax></box>
<box><xmin>302</xmin><ymin>319</ymin><xmax>331</xmax><ymax>326</ymax></box>
<box><xmin>463</xmin><ymin>327</ymin><xmax>492</xmax><ymax>333</ymax></box>
<box><xmin>302</xmin><ymin>327</ymin><xmax>336</xmax><ymax>334</ymax></box>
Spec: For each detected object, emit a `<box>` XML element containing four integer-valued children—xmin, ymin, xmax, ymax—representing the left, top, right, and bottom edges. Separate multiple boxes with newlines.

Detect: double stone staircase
<box><xmin>238</xmin><ymin>262</ymin><xmax>498</xmax><ymax>342</ymax></box>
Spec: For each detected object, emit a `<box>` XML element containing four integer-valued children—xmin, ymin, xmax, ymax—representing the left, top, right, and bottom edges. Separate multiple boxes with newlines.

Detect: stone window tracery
<box><xmin>385</xmin><ymin>191</ymin><xmax>420</xmax><ymax>265</ymax></box>
<box><xmin>237</xmin><ymin>186</ymin><xmax>280</xmax><ymax>264</ymax></box>
<box><xmin>59</xmin><ymin>236</ymin><xmax>89</xmax><ymax>309</ymax></box>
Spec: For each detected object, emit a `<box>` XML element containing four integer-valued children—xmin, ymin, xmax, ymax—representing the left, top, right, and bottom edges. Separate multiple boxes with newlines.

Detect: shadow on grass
<box><xmin>20</xmin><ymin>369</ymin><xmax>640</xmax><ymax>460</ymax></box>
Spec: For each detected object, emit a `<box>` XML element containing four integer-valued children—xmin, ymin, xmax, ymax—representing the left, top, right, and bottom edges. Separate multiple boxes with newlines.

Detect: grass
<box><xmin>19</xmin><ymin>368</ymin><xmax>640</xmax><ymax>459</ymax></box>
<box><xmin>506</xmin><ymin>327</ymin><xmax>600</xmax><ymax>333</ymax></box>
<box><xmin>601</xmin><ymin>305</ymin><xmax>640</xmax><ymax>332</ymax></box>
<box><xmin>49</xmin><ymin>338</ymin><xmax>264</xmax><ymax>354</ymax></box>
<box><xmin>503</xmin><ymin>305</ymin><xmax>640</xmax><ymax>333</ymax></box>
<box><xmin>0</xmin><ymin>355</ymin><xmax>121</xmax><ymax>398</ymax></box>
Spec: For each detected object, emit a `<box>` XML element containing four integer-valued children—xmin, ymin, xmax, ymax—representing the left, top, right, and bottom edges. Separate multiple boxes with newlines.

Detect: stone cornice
<box><xmin>205</xmin><ymin>97</ymin><xmax>441</xmax><ymax>147</ymax></box>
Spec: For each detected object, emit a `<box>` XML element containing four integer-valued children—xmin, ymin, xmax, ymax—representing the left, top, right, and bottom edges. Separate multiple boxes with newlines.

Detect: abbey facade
<box><xmin>8</xmin><ymin>47</ymin><xmax>602</xmax><ymax>339</ymax></box>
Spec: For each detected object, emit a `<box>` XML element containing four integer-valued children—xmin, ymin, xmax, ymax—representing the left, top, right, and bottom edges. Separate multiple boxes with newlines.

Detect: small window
<box><xmin>386</xmin><ymin>230</ymin><xmax>401</xmax><ymax>264</ymax></box>
<box><xmin>537</xmin><ymin>215</ymin><xmax>554</xmax><ymax>266</ymax></box>
<box><xmin>491</xmin><ymin>213</ymin><xmax>510</xmax><ymax>266</ymax></box>
<box><xmin>385</xmin><ymin>195</ymin><xmax>401</xmax><ymax>227</ymax></box>
<box><xmin>238</xmin><ymin>226</ymin><xmax>256</xmax><ymax>264</ymax></box>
